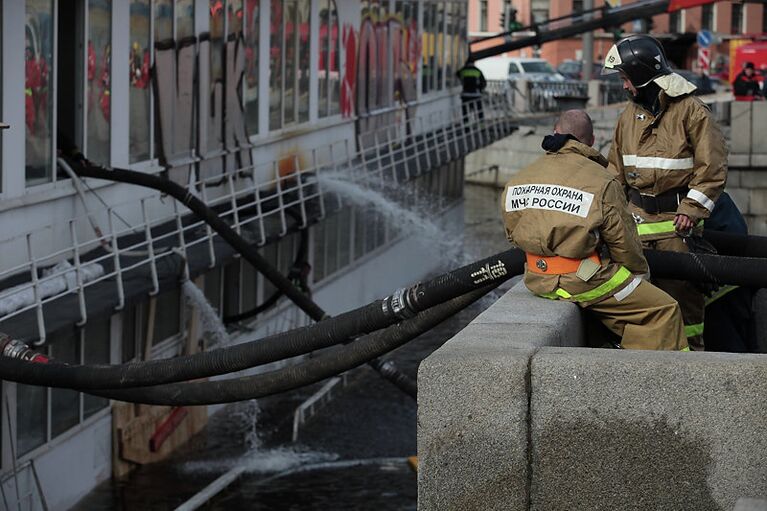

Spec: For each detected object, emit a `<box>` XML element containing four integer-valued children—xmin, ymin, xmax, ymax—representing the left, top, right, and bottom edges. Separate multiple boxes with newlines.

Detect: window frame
<box><xmin>731</xmin><ymin>3</ymin><xmax>743</xmax><ymax>35</ymax></box>
<box><xmin>24</xmin><ymin>0</ymin><xmax>60</xmax><ymax>188</ymax></box>
<box><xmin>15</xmin><ymin>317</ymin><xmax>113</xmax><ymax>461</ymax></box>
<box><xmin>128</xmin><ymin>0</ymin><xmax>157</xmax><ymax>166</ymax></box>
<box><xmin>701</xmin><ymin>4</ymin><xmax>715</xmax><ymax>31</ymax></box>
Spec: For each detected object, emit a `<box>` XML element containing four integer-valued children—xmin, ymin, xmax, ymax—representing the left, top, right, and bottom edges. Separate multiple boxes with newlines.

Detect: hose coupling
<box><xmin>383</xmin><ymin>288</ymin><xmax>416</xmax><ymax>320</ymax></box>
<box><xmin>0</xmin><ymin>333</ymin><xmax>49</xmax><ymax>363</ymax></box>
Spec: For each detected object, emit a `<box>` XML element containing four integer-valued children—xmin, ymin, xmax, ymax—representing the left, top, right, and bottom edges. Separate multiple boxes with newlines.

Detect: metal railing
<box><xmin>486</xmin><ymin>78</ymin><xmax>626</xmax><ymax>113</ymax></box>
<box><xmin>526</xmin><ymin>80</ymin><xmax>590</xmax><ymax>113</ymax></box>
<box><xmin>0</xmin><ymin>92</ymin><xmax>518</xmax><ymax>343</ymax></box>
<box><xmin>599</xmin><ymin>80</ymin><xmax>626</xmax><ymax>106</ymax></box>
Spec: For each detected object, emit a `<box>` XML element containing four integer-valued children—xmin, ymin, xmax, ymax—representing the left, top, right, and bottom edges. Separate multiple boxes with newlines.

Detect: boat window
<box><xmin>324</xmin><ymin>214</ymin><xmax>340</xmax><ymax>276</ymax></box>
<box><xmin>17</xmin><ymin>373</ymin><xmax>48</xmax><ymax>455</ymax></box>
<box><xmin>17</xmin><ymin>317</ymin><xmax>111</xmax><ymax>456</ymax></box>
<box><xmin>270</xmin><ymin>0</ymin><xmax>312</xmax><ymax>130</ymax></box>
<box><xmin>338</xmin><ymin>210</ymin><xmax>352</xmax><ymax>268</ymax></box>
<box><xmin>261</xmin><ymin>242</ymin><xmax>279</xmax><ymax>300</ymax></box>
<box><xmin>445</xmin><ymin>3</ymin><xmax>453</xmax><ymax>88</ymax></box>
<box><xmin>86</xmin><ymin>0</ymin><xmax>112</xmax><ymax>167</ymax></box>
<box><xmin>176</xmin><ymin>0</ymin><xmax>195</xmax><ymax>39</ymax></box>
<box><xmin>227</xmin><ymin>0</ymin><xmax>242</xmax><ymax>34</ymax></box>
<box><xmin>25</xmin><ymin>0</ymin><xmax>110</xmax><ymax>184</ymax></box>
<box><xmin>436</xmin><ymin>2</ymin><xmax>445</xmax><ymax>90</ymax></box>
<box><xmin>50</xmin><ymin>330</ymin><xmax>81</xmax><ymax>438</ymax></box>
<box><xmin>203</xmin><ymin>267</ymin><xmax>223</xmax><ymax>318</ymax></box>
<box><xmin>284</xmin><ymin>0</ymin><xmax>297</xmax><ymax>125</ymax></box>
<box><xmin>244</xmin><ymin>0</ymin><xmax>259</xmax><ymax>133</ymax></box>
<box><xmin>313</xmin><ymin>220</ymin><xmax>327</xmax><ymax>283</ymax></box>
<box><xmin>422</xmin><ymin>4</ymin><xmax>433</xmax><ymax>95</ymax></box>
<box><xmin>318</xmin><ymin>0</ymin><xmax>340</xmax><ymax>117</ymax></box>
<box><xmin>155</xmin><ymin>0</ymin><xmax>173</xmax><ymax>42</ymax></box>
<box><xmin>25</xmin><ymin>0</ymin><xmax>55</xmax><ymax>185</ymax></box>
<box><xmin>241</xmin><ymin>260</ymin><xmax>260</xmax><ymax>313</ymax></box>
<box><xmin>83</xmin><ymin>317</ymin><xmax>111</xmax><ymax>418</ymax></box>
<box><xmin>153</xmin><ymin>288</ymin><xmax>182</xmax><ymax>345</ymax></box>
<box><xmin>269</xmin><ymin>0</ymin><xmax>282</xmax><ymax>130</ymax></box>
<box><xmin>122</xmin><ymin>303</ymin><xmax>139</xmax><ymax>363</ymax></box>
<box><xmin>129</xmin><ymin>0</ymin><xmax>152</xmax><ymax>163</ymax></box>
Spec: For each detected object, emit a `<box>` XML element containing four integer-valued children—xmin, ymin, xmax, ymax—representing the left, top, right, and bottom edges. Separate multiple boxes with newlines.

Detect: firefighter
<box><xmin>602</xmin><ymin>35</ymin><xmax>727</xmax><ymax>350</ymax></box>
<box><xmin>733</xmin><ymin>62</ymin><xmax>762</xmax><ymax>100</ymax></box>
<box><xmin>456</xmin><ymin>58</ymin><xmax>486</xmax><ymax>122</ymax></box>
<box><xmin>501</xmin><ymin>110</ymin><xmax>687</xmax><ymax>350</ymax></box>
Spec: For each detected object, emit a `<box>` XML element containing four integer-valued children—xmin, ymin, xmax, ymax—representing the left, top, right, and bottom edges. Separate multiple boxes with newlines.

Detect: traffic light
<box><xmin>500</xmin><ymin>11</ymin><xmax>506</xmax><ymax>32</ymax></box>
<box><xmin>508</xmin><ymin>8</ymin><xmax>522</xmax><ymax>32</ymax></box>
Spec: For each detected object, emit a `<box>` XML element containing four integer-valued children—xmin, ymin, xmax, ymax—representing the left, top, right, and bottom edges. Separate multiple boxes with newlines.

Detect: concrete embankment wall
<box><xmin>418</xmin><ymin>283</ymin><xmax>767</xmax><ymax>511</ymax></box>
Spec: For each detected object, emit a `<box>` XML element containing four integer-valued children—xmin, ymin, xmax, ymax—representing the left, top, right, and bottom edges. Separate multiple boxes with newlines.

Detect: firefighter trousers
<box><xmin>644</xmin><ymin>236</ymin><xmax>705</xmax><ymax>350</ymax></box>
<box><xmin>585</xmin><ymin>279</ymin><xmax>687</xmax><ymax>350</ymax></box>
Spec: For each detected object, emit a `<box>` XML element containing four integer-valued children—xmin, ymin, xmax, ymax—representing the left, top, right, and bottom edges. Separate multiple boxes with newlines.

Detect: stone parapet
<box><xmin>418</xmin><ymin>282</ymin><xmax>767</xmax><ymax>510</ymax></box>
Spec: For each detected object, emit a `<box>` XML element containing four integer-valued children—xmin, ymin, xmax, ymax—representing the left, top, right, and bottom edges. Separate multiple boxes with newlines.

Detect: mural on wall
<box><xmin>340</xmin><ymin>24</ymin><xmax>357</xmax><ymax>118</ymax></box>
<box><xmin>153</xmin><ymin>32</ymin><xmax>252</xmax><ymax>185</ymax></box>
<box><xmin>354</xmin><ymin>0</ymin><xmax>421</xmax><ymax>139</ymax></box>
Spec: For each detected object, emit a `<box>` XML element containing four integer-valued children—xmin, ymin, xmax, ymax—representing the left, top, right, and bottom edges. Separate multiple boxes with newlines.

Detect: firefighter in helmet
<box><xmin>602</xmin><ymin>35</ymin><xmax>728</xmax><ymax>350</ymax></box>
<box><xmin>502</xmin><ymin>110</ymin><xmax>687</xmax><ymax>351</ymax></box>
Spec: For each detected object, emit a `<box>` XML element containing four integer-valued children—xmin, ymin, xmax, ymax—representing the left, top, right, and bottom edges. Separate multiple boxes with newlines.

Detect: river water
<box><xmin>73</xmin><ymin>184</ymin><xmax>510</xmax><ymax>511</ymax></box>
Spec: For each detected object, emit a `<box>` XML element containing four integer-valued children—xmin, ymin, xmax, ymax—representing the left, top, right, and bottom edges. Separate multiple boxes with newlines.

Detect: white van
<box><xmin>475</xmin><ymin>57</ymin><xmax>516</xmax><ymax>81</ymax></box>
<box><xmin>476</xmin><ymin>57</ymin><xmax>565</xmax><ymax>82</ymax></box>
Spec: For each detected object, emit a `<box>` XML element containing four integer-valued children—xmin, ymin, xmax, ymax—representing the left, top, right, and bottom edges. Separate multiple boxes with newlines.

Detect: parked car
<box><xmin>475</xmin><ymin>57</ymin><xmax>517</xmax><ymax>81</ymax></box>
<box><xmin>475</xmin><ymin>57</ymin><xmax>566</xmax><ymax>85</ymax></box>
<box><xmin>557</xmin><ymin>60</ymin><xmax>599</xmax><ymax>80</ymax></box>
<box><xmin>507</xmin><ymin>58</ymin><xmax>566</xmax><ymax>82</ymax></box>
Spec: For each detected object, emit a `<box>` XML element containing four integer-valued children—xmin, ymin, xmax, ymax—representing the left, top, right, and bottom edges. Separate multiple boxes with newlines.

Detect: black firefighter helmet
<box><xmin>602</xmin><ymin>34</ymin><xmax>672</xmax><ymax>88</ymax></box>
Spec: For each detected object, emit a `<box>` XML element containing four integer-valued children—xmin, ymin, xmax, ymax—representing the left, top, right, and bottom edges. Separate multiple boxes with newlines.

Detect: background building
<box><xmin>468</xmin><ymin>0</ymin><xmax>766</xmax><ymax>78</ymax></box>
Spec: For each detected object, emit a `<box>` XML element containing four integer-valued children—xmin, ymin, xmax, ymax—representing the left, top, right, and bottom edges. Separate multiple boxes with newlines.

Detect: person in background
<box><xmin>733</xmin><ymin>62</ymin><xmax>762</xmax><ymax>100</ymax></box>
<box><xmin>457</xmin><ymin>58</ymin><xmax>487</xmax><ymax>123</ymax></box>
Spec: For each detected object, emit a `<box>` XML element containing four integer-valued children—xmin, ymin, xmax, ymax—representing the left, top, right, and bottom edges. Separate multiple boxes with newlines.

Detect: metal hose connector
<box><xmin>0</xmin><ymin>333</ymin><xmax>49</xmax><ymax>363</ymax></box>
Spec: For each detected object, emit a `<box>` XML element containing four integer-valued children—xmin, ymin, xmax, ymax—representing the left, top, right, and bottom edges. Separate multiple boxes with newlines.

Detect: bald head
<box><xmin>554</xmin><ymin>110</ymin><xmax>595</xmax><ymax>147</ymax></box>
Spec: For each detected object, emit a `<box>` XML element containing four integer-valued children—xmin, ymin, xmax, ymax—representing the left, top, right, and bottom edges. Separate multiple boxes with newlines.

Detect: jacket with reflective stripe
<box><xmin>457</xmin><ymin>64</ymin><xmax>486</xmax><ymax>96</ymax></box>
<box><xmin>502</xmin><ymin>140</ymin><xmax>648</xmax><ymax>306</ymax></box>
<box><xmin>607</xmin><ymin>73</ymin><xmax>727</xmax><ymax>240</ymax></box>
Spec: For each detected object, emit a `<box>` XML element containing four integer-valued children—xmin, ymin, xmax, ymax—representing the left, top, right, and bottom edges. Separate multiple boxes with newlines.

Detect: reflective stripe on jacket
<box><xmin>457</xmin><ymin>65</ymin><xmax>486</xmax><ymax>95</ymax></box>
<box><xmin>607</xmin><ymin>73</ymin><xmax>727</xmax><ymax>240</ymax></box>
<box><xmin>501</xmin><ymin>140</ymin><xmax>648</xmax><ymax>306</ymax></box>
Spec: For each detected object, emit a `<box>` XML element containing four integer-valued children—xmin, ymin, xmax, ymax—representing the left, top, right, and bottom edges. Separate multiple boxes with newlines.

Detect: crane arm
<box><xmin>469</xmin><ymin>0</ymin><xmax>723</xmax><ymax>61</ymax></box>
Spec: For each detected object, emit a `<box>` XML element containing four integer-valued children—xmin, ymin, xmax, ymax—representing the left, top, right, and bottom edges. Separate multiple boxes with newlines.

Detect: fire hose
<box><xmin>0</xmin><ymin>249</ymin><xmax>522</xmax><ymax>390</ymax></box>
<box><xmin>3</xmin><ymin>244</ymin><xmax>767</xmax><ymax>396</ymax></box>
<box><xmin>87</xmin><ymin>284</ymin><xmax>500</xmax><ymax>406</ymax></box>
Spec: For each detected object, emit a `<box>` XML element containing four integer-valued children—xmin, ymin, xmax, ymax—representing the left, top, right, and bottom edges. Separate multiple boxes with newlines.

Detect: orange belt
<box><xmin>526</xmin><ymin>251</ymin><xmax>600</xmax><ymax>275</ymax></box>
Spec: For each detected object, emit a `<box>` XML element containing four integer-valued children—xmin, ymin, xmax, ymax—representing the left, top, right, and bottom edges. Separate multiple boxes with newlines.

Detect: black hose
<box><xmin>6</xmin><ymin>245</ymin><xmax>766</xmax><ymax>391</ymax></box>
<box><xmin>84</xmin><ymin>283</ymin><xmax>497</xmax><ymax>406</ymax></box>
<box><xmin>368</xmin><ymin>358</ymin><xmax>418</xmax><ymax>399</ymax></box>
<box><xmin>0</xmin><ymin>249</ymin><xmax>524</xmax><ymax>390</ymax></box>
<box><xmin>644</xmin><ymin>249</ymin><xmax>767</xmax><ymax>287</ymax></box>
<box><xmin>703</xmin><ymin>230</ymin><xmax>767</xmax><ymax>258</ymax></box>
<box><xmin>223</xmin><ymin>287</ymin><xmax>284</xmax><ymax>323</ymax></box>
<box><xmin>72</xmin><ymin>162</ymin><xmax>328</xmax><ymax>321</ymax></box>
<box><xmin>223</xmin><ymin>225</ymin><xmax>311</xmax><ymax>324</ymax></box>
